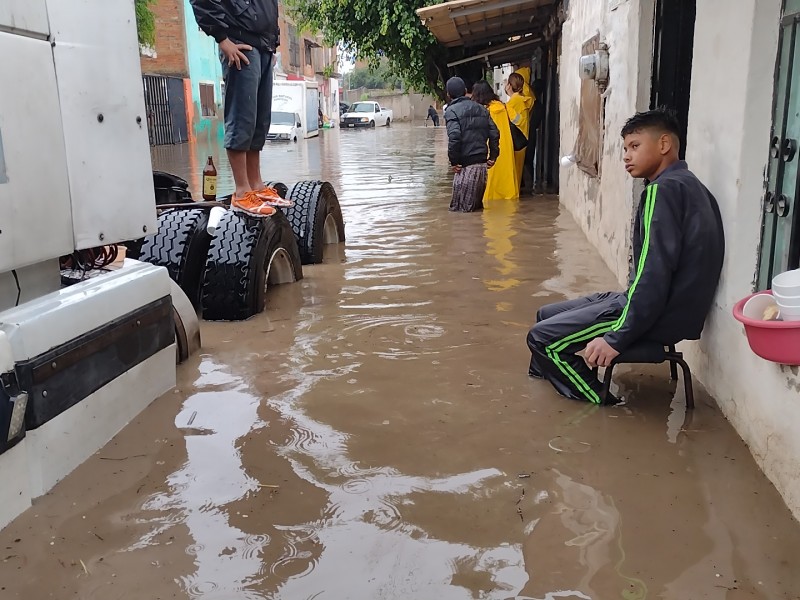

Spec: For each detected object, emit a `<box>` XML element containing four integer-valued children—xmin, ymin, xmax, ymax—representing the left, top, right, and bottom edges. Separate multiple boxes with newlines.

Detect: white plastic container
<box><xmin>743</xmin><ymin>293</ymin><xmax>780</xmax><ymax>320</ymax></box>
<box><xmin>776</xmin><ymin>303</ymin><xmax>800</xmax><ymax>321</ymax></box>
<box><xmin>772</xmin><ymin>268</ymin><xmax>800</xmax><ymax>296</ymax></box>
<box><xmin>773</xmin><ymin>290</ymin><xmax>800</xmax><ymax>307</ymax></box>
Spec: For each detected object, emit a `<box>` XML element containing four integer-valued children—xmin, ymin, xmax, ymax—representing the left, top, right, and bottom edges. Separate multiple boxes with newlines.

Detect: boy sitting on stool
<box><xmin>527</xmin><ymin>109</ymin><xmax>725</xmax><ymax>404</ymax></box>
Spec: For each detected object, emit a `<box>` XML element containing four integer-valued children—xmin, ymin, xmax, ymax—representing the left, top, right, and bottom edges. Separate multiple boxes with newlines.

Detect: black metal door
<box><xmin>650</xmin><ymin>0</ymin><xmax>696</xmax><ymax>159</ymax></box>
<box><xmin>142</xmin><ymin>74</ymin><xmax>188</xmax><ymax>146</ymax></box>
<box><xmin>166</xmin><ymin>77</ymin><xmax>189</xmax><ymax>144</ymax></box>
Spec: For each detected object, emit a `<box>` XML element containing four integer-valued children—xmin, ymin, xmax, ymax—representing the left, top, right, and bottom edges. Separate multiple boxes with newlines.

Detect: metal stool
<box><xmin>599</xmin><ymin>341</ymin><xmax>694</xmax><ymax>409</ymax></box>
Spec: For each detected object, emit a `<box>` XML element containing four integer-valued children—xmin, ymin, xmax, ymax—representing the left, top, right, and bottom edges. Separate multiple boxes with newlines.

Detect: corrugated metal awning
<box><xmin>416</xmin><ymin>0</ymin><xmax>556</xmax><ymax>48</ymax></box>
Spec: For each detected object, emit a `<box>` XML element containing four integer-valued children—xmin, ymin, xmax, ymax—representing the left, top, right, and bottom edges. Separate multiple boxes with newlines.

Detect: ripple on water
<box><xmin>182</xmin><ymin>579</ymin><xmax>219</xmax><ymax>598</ymax></box>
<box><xmin>241</xmin><ymin>533</ymin><xmax>271</xmax><ymax>560</ymax></box>
<box><xmin>341</xmin><ymin>478</ymin><xmax>372</xmax><ymax>494</ymax></box>
<box><xmin>404</xmin><ymin>324</ymin><xmax>445</xmax><ymax>339</ymax></box>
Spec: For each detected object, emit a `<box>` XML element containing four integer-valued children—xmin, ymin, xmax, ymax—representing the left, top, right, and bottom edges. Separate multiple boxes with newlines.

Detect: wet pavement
<box><xmin>2</xmin><ymin>123</ymin><xmax>800</xmax><ymax>599</ymax></box>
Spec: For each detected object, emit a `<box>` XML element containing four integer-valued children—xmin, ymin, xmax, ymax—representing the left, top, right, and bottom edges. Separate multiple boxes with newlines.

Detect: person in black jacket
<box><xmin>190</xmin><ymin>0</ymin><xmax>283</xmax><ymax>216</ymax></box>
<box><xmin>426</xmin><ymin>105</ymin><xmax>440</xmax><ymax>127</ymax></box>
<box><xmin>444</xmin><ymin>77</ymin><xmax>500</xmax><ymax>212</ymax></box>
<box><xmin>526</xmin><ymin>109</ymin><xmax>724</xmax><ymax>404</ymax></box>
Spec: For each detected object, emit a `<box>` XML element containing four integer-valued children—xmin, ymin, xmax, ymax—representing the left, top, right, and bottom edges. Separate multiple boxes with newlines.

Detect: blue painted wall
<box><xmin>183</xmin><ymin>0</ymin><xmax>224</xmax><ymax>138</ymax></box>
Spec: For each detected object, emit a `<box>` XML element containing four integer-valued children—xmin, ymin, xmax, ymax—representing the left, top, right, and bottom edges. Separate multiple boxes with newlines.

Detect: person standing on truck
<box><xmin>190</xmin><ymin>0</ymin><xmax>284</xmax><ymax>217</ymax></box>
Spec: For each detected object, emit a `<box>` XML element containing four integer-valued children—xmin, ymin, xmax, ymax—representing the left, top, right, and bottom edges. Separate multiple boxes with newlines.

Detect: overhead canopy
<box><xmin>417</xmin><ymin>0</ymin><xmax>556</xmax><ymax>51</ymax></box>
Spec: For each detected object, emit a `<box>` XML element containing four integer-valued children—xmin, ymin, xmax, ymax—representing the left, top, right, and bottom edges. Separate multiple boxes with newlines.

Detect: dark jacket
<box><xmin>190</xmin><ymin>0</ymin><xmax>279</xmax><ymax>51</ymax></box>
<box><xmin>604</xmin><ymin>161</ymin><xmax>725</xmax><ymax>351</ymax></box>
<box><xmin>444</xmin><ymin>97</ymin><xmax>500</xmax><ymax>167</ymax></box>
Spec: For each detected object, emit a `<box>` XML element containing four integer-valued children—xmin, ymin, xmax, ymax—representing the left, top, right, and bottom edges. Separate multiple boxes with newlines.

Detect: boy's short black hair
<box><xmin>621</xmin><ymin>108</ymin><xmax>681</xmax><ymax>139</ymax></box>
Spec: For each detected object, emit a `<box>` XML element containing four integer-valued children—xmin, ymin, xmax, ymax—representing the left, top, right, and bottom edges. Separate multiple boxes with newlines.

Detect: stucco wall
<box><xmin>683</xmin><ymin>0</ymin><xmax>800</xmax><ymax>520</ymax></box>
<box><xmin>183</xmin><ymin>0</ymin><xmax>223</xmax><ymax>134</ymax></box>
<box><xmin>559</xmin><ymin>0</ymin><xmax>655</xmax><ymax>284</ymax></box>
<box><xmin>559</xmin><ymin>0</ymin><xmax>800</xmax><ymax>520</ymax></box>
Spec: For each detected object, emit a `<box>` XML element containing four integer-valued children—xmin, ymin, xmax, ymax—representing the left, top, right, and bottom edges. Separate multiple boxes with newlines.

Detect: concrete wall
<box><xmin>182</xmin><ymin>0</ymin><xmax>223</xmax><ymax>135</ymax></box>
<box><xmin>682</xmin><ymin>0</ymin><xmax>800</xmax><ymax>519</ymax></box>
<box><xmin>559</xmin><ymin>0</ymin><xmax>655</xmax><ymax>283</ymax></box>
<box><xmin>343</xmin><ymin>90</ymin><xmax>438</xmax><ymax>122</ymax></box>
<box><xmin>140</xmin><ymin>0</ymin><xmax>189</xmax><ymax>77</ymax></box>
<box><xmin>559</xmin><ymin>0</ymin><xmax>800</xmax><ymax>519</ymax></box>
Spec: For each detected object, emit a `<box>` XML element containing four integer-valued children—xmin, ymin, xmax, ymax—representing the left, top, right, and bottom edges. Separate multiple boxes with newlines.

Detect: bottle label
<box><xmin>203</xmin><ymin>175</ymin><xmax>217</xmax><ymax>197</ymax></box>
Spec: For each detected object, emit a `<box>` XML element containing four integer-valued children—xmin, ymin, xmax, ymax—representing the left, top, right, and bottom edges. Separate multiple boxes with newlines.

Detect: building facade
<box><xmin>558</xmin><ymin>0</ymin><xmax>800</xmax><ymax>519</ymax></box>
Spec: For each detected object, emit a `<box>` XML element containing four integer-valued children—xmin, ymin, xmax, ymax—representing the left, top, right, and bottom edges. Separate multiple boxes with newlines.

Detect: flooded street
<box><xmin>2</xmin><ymin>123</ymin><xmax>799</xmax><ymax>599</ymax></box>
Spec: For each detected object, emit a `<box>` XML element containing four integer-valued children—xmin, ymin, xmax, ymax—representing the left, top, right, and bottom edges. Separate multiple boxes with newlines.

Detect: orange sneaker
<box><xmin>231</xmin><ymin>191</ymin><xmax>278</xmax><ymax>217</ymax></box>
<box><xmin>254</xmin><ymin>186</ymin><xmax>294</xmax><ymax>208</ymax></box>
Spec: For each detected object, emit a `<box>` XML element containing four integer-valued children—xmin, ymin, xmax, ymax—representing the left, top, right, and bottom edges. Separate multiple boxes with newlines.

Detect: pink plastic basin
<box><xmin>733</xmin><ymin>291</ymin><xmax>800</xmax><ymax>365</ymax></box>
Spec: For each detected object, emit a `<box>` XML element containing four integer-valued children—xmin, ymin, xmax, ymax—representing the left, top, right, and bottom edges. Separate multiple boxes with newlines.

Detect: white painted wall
<box><xmin>559</xmin><ymin>0</ymin><xmax>654</xmax><ymax>284</ymax></box>
<box><xmin>559</xmin><ymin>0</ymin><xmax>800</xmax><ymax>519</ymax></box>
<box><xmin>682</xmin><ymin>0</ymin><xmax>800</xmax><ymax>520</ymax></box>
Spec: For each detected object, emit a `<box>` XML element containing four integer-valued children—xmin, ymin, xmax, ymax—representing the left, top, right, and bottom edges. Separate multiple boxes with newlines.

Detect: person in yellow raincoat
<box><xmin>471</xmin><ymin>81</ymin><xmax>518</xmax><ymax>201</ymax></box>
<box><xmin>505</xmin><ymin>72</ymin><xmax>533</xmax><ymax>195</ymax></box>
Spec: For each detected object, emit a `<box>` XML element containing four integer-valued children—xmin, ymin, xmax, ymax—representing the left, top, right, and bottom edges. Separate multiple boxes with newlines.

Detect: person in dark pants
<box><xmin>522</xmin><ymin>79</ymin><xmax>545</xmax><ymax>193</ymax></box>
<box><xmin>444</xmin><ymin>77</ymin><xmax>500</xmax><ymax>212</ymax></box>
<box><xmin>527</xmin><ymin>109</ymin><xmax>725</xmax><ymax>404</ymax></box>
<box><xmin>190</xmin><ymin>0</ymin><xmax>284</xmax><ymax>216</ymax></box>
<box><xmin>426</xmin><ymin>105</ymin><xmax>440</xmax><ymax>127</ymax></box>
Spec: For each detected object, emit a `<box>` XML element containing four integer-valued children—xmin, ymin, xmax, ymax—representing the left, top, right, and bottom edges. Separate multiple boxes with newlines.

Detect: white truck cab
<box><xmin>342</xmin><ymin>101</ymin><xmax>393</xmax><ymax>128</ymax></box>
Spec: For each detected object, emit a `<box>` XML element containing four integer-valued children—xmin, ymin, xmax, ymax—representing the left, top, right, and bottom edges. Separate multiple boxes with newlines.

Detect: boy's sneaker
<box><xmin>254</xmin><ymin>186</ymin><xmax>294</xmax><ymax>208</ymax></box>
<box><xmin>231</xmin><ymin>191</ymin><xmax>278</xmax><ymax>217</ymax></box>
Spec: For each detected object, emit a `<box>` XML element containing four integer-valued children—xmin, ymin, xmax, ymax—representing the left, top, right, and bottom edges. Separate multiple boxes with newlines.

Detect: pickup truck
<box><xmin>341</xmin><ymin>101</ymin><xmax>393</xmax><ymax>128</ymax></box>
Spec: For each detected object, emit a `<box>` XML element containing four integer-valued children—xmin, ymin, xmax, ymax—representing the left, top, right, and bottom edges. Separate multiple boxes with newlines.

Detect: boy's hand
<box><xmin>584</xmin><ymin>337</ymin><xmax>619</xmax><ymax>368</ymax></box>
<box><xmin>452</xmin><ymin>165</ymin><xmax>462</xmax><ymax>173</ymax></box>
<box><xmin>220</xmin><ymin>38</ymin><xmax>252</xmax><ymax>70</ymax></box>
<box><xmin>487</xmin><ymin>160</ymin><xmax>496</xmax><ymax>168</ymax></box>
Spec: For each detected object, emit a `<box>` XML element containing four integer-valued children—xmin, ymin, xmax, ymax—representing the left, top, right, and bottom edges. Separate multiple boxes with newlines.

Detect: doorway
<box><xmin>650</xmin><ymin>0</ymin><xmax>696</xmax><ymax>159</ymax></box>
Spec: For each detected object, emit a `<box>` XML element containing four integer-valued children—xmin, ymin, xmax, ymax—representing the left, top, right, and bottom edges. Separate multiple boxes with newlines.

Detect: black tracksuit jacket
<box><xmin>444</xmin><ymin>97</ymin><xmax>500</xmax><ymax>167</ymax></box>
<box><xmin>604</xmin><ymin>161</ymin><xmax>725</xmax><ymax>351</ymax></box>
<box><xmin>190</xmin><ymin>0</ymin><xmax>279</xmax><ymax>51</ymax></box>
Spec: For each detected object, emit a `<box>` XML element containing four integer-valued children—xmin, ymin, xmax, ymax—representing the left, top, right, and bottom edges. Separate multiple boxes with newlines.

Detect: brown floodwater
<box><xmin>1</xmin><ymin>124</ymin><xmax>799</xmax><ymax>599</ymax></box>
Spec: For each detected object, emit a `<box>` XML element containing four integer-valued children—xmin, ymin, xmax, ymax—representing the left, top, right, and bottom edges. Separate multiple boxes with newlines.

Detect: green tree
<box><xmin>135</xmin><ymin>0</ymin><xmax>156</xmax><ymax>48</ymax></box>
<box><xmin>287</xmin><ymin>0</ymin><xmax>450</xmax><ymax>99</ymax></box>
<box><xmin>350</xmin><ymin>60</ymin><xmax>403</xmax><ymax>90</ymax></box>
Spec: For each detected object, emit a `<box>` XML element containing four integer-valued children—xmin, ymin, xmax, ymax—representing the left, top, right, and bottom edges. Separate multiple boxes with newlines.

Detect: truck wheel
<box><xmin>370</xmin><ymin>120</ymin><xmax>376</xmax><ymax>128</ymax></box>
<box><xmin>386</xmin><ymin>118</ymin><xmax>391</xmax><ymax>127</ymax></box>
<box><xmin>170</xmin><ymin>280</ymin><xmax>201</xmax><ymax>365</ymax></box>
<box><xmin>137</xmin><ymin>209</ymin><xmax>211</xmax><ymax>312</ymax></box>
<box><xmin>264</xmin><ymin>181</ymin><xmax>288</xmax><ymax>198</ymax></box>
<box><xmin>283</xmin><ymin>181</ymin><xmax>346</xmax><ymax>265</ymax></box>
<box><xmin>202</xmin><ymin>210</ymin><xmax>303</xmax><ymax>321</ymax></box>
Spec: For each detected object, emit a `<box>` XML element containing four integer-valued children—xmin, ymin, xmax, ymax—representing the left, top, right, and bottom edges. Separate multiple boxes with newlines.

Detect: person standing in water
<box><xmin>505</xmin><ymin>72</ymin><xmax>533</xmax><ymax>197</ymax></box>
<box><xmin>426</xmin><ymin>105</ymin><xmax>440</xmax><ymax>127</ymax></box>
<box><xmin>444</xmin><ymin>77</ymin><xmax>500</xmax><ymax>212</ymax></box>
<box><xmin>472</xmin><ymin>81</ymin><xmax>518</xmax><ymax>201</ymax></box>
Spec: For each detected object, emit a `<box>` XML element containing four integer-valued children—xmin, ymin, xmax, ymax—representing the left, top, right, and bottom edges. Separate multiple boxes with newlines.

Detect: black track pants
<box><xmin>527</xmin><ymin>292</ymin><xmax>626</xmax><ymax>404</ymax></box>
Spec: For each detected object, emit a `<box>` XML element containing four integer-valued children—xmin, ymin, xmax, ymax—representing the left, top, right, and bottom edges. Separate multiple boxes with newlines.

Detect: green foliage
<box><xmin>287</xmin><ymin>0</ymin><xmax>449</xmax><ymax>99</ymax></box>
<box><xmin>349</xmin><ymin>60</ymin><xmax>402</xmax><ymax>90</ymax></box>
<box><xmin>135</xmin><ymin>0</ymin><xmax>156</xmax><ymax>48</ymax></box>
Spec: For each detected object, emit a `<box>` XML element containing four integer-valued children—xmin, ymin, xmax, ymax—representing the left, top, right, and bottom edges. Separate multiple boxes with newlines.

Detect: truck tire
<box><xmin>264</xmin><ymin>181</ymin><xmax>288</xmax><ymax>199</ymax></box>
<box><xmin>138</xmin><ymin>209</ymin><xmax>211</xmax><ymax>312</ymax></box>
<box><xmin>283</xmin><ymin>181</ymin><xmax>346</xmax><ymax>265</ymax></box>
<box><xmin>386</xmin><ymin>118</ymin><xmax>391</xmax><ymax>127</ymax></box>
<box><xmin>370</xmin><ymin>120</ymin><xmax>375</xmax><ymax>128</ymax></box>
<box><xmin>202</xmin><ymin>210</ymin><xmax>303</xmax><ymax>321</ymax></box>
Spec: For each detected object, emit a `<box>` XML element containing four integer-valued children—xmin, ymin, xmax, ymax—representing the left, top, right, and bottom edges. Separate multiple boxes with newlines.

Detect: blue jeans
<box><xmin>221</xmin><ymin>47</ymin><xmax>274</xmax><ymax>151</ymax></box>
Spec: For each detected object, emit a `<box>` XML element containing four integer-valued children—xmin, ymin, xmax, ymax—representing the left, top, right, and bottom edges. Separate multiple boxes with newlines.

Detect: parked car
<box><xmin>341</xmin><ymin>101</ymin><xmax>393</xmax><ymax>128</ymax></box>
<box><xmin>267</xmin><ymin>111</ymin><xmax>302</xmax><ymax>142</ymax></box>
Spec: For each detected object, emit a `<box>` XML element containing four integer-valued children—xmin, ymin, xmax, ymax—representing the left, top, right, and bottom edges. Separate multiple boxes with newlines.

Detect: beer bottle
<box><xmin>202</xmin><ymin>156</ymin><xmax>217</xmax><ymax>201</ymax></box>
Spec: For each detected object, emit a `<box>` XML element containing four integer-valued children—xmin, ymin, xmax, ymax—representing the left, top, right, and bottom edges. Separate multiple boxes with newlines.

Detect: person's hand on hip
<box><xmin>220</xmin><ymin>39</ymin><xmax>252</xmax><ymax>70</ymax></box>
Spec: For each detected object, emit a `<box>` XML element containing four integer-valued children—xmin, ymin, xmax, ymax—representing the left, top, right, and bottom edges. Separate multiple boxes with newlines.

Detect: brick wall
<box><xmin>140</xmin><ymin>0</ymin><xmax>189</xmax><ymax>77</ymax></box>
